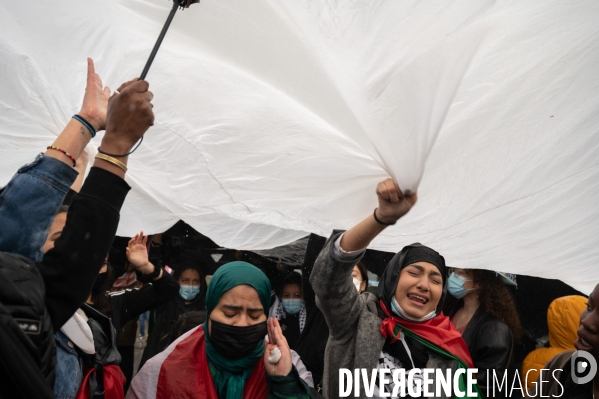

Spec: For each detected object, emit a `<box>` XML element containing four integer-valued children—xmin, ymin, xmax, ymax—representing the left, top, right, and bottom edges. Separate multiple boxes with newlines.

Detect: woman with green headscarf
<box><xmin>128</xmin><ymin>261</ymin><xmax>315</xmax><ymax>399</ymax></box>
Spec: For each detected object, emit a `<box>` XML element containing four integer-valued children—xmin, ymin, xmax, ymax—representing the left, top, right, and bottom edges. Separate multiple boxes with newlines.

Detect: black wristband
<box><xmin>135</xmin><ymin>256</ymin><xmax>163</xmax><ymax>283</ymax></box>
<box><xmin>373</xmin><ymin>208</ymin><xmax>396</xmax><ymax>226</ymax></box>
<box><xmin>98</xmin><ymin>136</ymin><xmax>144</xmax><ymax>158</ymax></box>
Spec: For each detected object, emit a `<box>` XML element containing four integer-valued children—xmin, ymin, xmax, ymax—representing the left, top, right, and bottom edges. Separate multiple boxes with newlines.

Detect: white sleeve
<box><xmin>291</xmin><ymin>349</ymin><xmax>314</xmax><ymax>388</ymax></box>
<box><xmin>332</xmin><ymin>233</ymin><xmax>366</xmax><ymax>261</ymax></box>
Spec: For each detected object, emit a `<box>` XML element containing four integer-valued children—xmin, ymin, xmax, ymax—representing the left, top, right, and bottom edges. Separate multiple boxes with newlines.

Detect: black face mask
<box><xmin>209</xmin><ymin>319</ymin><xmax>267</xmax><ymax>360</ymax></box>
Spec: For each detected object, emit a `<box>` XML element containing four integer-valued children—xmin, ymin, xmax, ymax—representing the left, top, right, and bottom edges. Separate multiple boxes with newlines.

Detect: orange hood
<box><xmin>547</xmin><ymin>295</ymin><xmax>587</xmax><ymax>349</ymax></box>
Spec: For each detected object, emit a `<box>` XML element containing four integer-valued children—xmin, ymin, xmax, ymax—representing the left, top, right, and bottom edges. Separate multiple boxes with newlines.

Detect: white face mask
<box><xmin>391</xmin><ymin>296</ymin><xmax>436</xmax><ymax>322</ymax></box>
<box><xmin>353</xmin><ymin>277</ymin><xmax>363</xmax><ymax>293</ymax></box>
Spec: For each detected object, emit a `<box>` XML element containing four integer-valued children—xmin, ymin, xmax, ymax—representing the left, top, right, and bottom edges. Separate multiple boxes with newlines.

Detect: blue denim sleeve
<box><xmin>0</xmin><ymin>154</ymin><xmax>78</xmax><ymax>261</ymax></box>
<box><xmin>53</xmin><ymin>331</ymin><xmax>83</xmax><ymax>399</ymax></box>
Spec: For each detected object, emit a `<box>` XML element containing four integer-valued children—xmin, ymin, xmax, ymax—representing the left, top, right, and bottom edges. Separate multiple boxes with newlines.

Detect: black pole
<box><xmin>140</xmin><ymin>1</ymin><xmax>179</xmax><ymax>80</ymax></box>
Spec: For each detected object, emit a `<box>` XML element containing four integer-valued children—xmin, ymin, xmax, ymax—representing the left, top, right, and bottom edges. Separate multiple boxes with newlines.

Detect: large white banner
<box><xmin>1</xmin><ymin>0</ymin><xmax>597</xmax><ymax>293</ymax></box>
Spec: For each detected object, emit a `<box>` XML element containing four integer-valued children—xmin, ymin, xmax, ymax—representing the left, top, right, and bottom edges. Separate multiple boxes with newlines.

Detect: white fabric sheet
<box><xmin>0</xmin><ymin>0</ymin><xmax>598</xmax><ymax>293</ymax></box>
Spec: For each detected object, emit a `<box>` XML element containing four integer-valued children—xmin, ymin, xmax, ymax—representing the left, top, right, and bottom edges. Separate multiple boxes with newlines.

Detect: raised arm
<box><xmin>40</xmin><ymin>77</ymin><xmax>154</xmax><ymax>330</ymax></box>
<box><xmin>310</xmin><ymin>178</ymin><xmax>417</xmax><ymax>338</ymax></box>
<box><xmin>339</xmin><ymin>178</ymin><xmax>417</xmax><ymax>251</ymax></box>
<box><xmin>109</xmin><ymin>232</ymin><xmax>179</xmax><ymax>333</ymax></box>
<box><xmin>0</xmin><ymin>59</ymin><xmax>110</xmax><ymax>261</ymax></box>
<box><xmin>44</xmin><ymin>58</ymin><xmax>109</xmax><ymax>166</ymax></box>
<box><xmin>301</xmin><ymin>234</ymin><xmax>327</xmax><ymax>311</ymax></box>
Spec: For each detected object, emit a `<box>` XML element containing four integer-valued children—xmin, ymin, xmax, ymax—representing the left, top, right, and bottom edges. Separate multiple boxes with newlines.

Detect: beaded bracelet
<box><xmin>95</xmin><ymin>153</ymin><xmax>128</xmax><ymax>173</ymax></box>
<box><xmin>72</xmin><ymin>114</ymin><xmax>96</xmax><ymax>138</ymax></box>
<box><xmin>46</xmin><ymin>146</ymin><xmax>76</xmax><ymax>167</ymax></box>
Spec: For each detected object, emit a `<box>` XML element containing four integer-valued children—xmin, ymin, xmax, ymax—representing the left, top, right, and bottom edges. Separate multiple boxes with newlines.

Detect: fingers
<box><xmin>86</xmin><ymin>58</ymin><xmax>95</xmax><ymax>89</ymax></box>
<box><xmin>267</xmin><ymin>318</ymin><xmax>275</xmax><ymax>345</ymax></box>
<box><xmin>406</xmin><ymin>191</ymin><xmax>418</xmax><ymax>206</ymax></box>
<box><xmin>114</xmin><ymin>78</ymin><xmax>139</xmax><ymax>95</ymax></box>
<box><xmin>386</xmin><ymin>179</ymin><xmax>400</xmax><ymax>202</ymax></box>
<box><xmin>269</xmin><ymin>318</ymin><xmax>289</xmax><ymax>348</ymax></box>
<box><xmin>376</xmin><ymin>178</ymin><xmax>398</xmax><ymax>202</ymax></box>
<box><xmin>392</xmin><ymin>180</ymin><xmax>403</xmax><ymax>198</ymax></box>
<box><xmin>114</xmin><ymin>80</ymin><xmax>153</xmax><ymax>107</ymax></box>
<box><xmin>143</xmin><ymin>90</ymin><xmax>154</xmax><ymax>102</ymax></box>
<box><xmin>127</xmin><ymin>231</ymin><xmax>145</xmax><ymax>248</ymax></box>
<box><xmin>95</xmin><ymin>73</ymin><xmax>103</xmax><ymax>90</ymax></box>
<box><xmin>128</xmin><ymin>80</ymin><xmax>150</xmax><ymax>94</ymax></box>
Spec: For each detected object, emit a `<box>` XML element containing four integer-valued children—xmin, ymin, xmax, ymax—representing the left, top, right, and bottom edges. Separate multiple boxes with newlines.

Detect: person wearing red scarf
<box><xmin>311</xmin><ymin>178</ymin><xmax>480</xmax><ymax>399</ymax></box>
<box><xmin>127</xmin><ymin>261</ymin><xmax>319</xmax><ymax>399</ymax></box>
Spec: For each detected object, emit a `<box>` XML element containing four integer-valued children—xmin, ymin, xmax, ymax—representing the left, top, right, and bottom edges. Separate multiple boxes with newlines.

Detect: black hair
<box><xmin>89</xmin><ymin>261</ymin><xmax>114</xmax><ymax>316</ymax></box>
<box><xmin>172</xmin><ymin>261</ymin><xmax>203</xmax><ymax>282</ymax></box>
<box><xmin>170</xmin><ymin>311</ymin><xmax>207</xmax><ymax>341</ymax></box>
<box><xmin>275</xmin><ymin>270</ymin><xmax>303</xmax><ymax>298</ymax></box>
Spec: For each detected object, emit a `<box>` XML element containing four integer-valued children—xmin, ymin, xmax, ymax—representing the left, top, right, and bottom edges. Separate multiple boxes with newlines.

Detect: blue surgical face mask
<box><xmin>282</xmin><ymin>298</ymin><xmax>304</xmax><ymax>315</ymax></box>
<box><xmin>447</xmin><ymin>272</ymin><xmax>474</xmax><ymax>299</ymax></box>
<box><xmin>179</xmin><ymin>285</ymin><xmax>200</xmax><ymax>301</ymax></box>
<box><xmin>391</xmin><ymin>296</ymin><xmax>436</xmax><ymax>322</ymax></box>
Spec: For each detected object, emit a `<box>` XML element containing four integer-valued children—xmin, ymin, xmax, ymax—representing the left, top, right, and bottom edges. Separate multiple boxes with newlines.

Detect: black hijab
<box><xmin>377</xmin><ymin>243</ymin><xmax>447</xmax><ymax>315</ymax></box>
<box><xmin>376</xmin><ymin>243</ymin><xmax>447</xmax><ymax>369</ymax></box>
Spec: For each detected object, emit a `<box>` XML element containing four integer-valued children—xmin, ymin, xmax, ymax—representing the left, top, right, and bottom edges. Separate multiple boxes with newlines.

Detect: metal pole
<box><xmin>140</xmin><ymin>1</ymin><xmax>179</xmax><ymax>80</ymax></box>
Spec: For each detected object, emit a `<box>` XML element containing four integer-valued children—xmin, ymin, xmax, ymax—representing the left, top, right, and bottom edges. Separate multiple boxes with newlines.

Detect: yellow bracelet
<box><xmin>95</xmin><ymin>153</ymin><xmax>128</xmax><ymax>173</ymax></box>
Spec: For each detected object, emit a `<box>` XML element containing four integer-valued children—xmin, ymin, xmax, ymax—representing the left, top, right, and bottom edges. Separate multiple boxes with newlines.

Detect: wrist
<box><xmin>135</xmin><ymin>263</ymin><xmax>162</xmax><ymax>283</ymax></box>
<box><xmin>99</xmin><ymin>135</ymin><xmax>133</xmax><ymax>158</ymax></box>
<box><xmin>265</xmin><ymin>364</ymin><xmax>296</xmax><ymax>380</ymax></box>
<box><xmin>135</xmin><ymin>261</ymin><xmax>152</xmax><ymax>274</ymax></box>
<box><xmin>152</xmin><ymin>268</ymin><xmax>163</xmax><ymax>281</ymax></box>
<box><xmin>373</xmin><ymin>208</ymin><xmax>397</xmax><ymax>226</ymax></box>
<box><xmin>77</xmin><ymin>111</ymin><xmax>101</xmax><ymax>132</ymax></box>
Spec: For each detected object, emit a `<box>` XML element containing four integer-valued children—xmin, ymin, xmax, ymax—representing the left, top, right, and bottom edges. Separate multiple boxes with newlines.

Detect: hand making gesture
<box><xmin>264</xmin><ymin>318</ymin><xmax>293</xmax><ymax>377</ymax></box>
<box><xmin>78</xmin><ymin>58</ymin><xmax>111</xmax><ymax>132</ymax></box>
<box><xmin>126</xmin><ymin>231</ymin><xmax>160</xmax><ymax>278</ymax></box>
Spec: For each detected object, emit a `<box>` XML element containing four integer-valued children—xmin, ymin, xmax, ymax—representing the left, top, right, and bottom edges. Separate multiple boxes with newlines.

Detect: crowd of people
<box><xmin>0</xmin><ymin>59</ymin><xmax>597</xmax><ymax>399</ymax></box>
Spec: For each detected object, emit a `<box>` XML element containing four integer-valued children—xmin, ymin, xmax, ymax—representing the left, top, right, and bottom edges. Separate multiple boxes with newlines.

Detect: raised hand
<box><xmin>375</xmin><ymin>178</ymin><xmax>418</xmax><ymax>225</ymax></box>
<box><xmin>126</xmin><ymin>232</ymin><xmax>152</xmax><ymax>274</ymax></box>
<box><xmin>78</xmin><ymin>58</ymin><xmax>111</xmax><ymax>131</ymax></box>
<box><xmin>264</xmin><ymin>318</ymin><xmax>293</xmax><ymax>377</ymax></box>
<box><xmin>103</xmin><ymin>79</ymin><xmax>154</xmax><ymax>156</ymax></box>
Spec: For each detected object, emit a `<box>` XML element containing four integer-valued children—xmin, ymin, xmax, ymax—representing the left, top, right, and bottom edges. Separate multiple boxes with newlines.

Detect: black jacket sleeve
<box><xmin>39</xmin><ymin>167</ymin><xmax>130</xmax><ymax>331</ymax></box>
<box><xmin>301</xmin><ymin>234</ymin><xmax>327</xmax><ymax>312</ymax></box>
<box><xmin>463</xmin><ymin>309</ymin><xmax>513</xmax><ymax>397</ymax></box>
<box><xmin>109</xmin><ymin>270</ymin><xmax>179</xmax><ymax>335</ymax></box>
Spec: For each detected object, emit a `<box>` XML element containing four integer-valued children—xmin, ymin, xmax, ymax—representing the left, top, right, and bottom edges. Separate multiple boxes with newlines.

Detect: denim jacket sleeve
<box><xmin>0</xmin><ymin>154</ymin><xmax>77</xmax><ymax>261</ymax></box>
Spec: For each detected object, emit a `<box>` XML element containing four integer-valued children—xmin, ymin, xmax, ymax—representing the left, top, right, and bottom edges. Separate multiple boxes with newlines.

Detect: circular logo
<box><xmin>571</xmin><ymin>350</ymin><xmax>597</xmax><ymax>385</ymax></box>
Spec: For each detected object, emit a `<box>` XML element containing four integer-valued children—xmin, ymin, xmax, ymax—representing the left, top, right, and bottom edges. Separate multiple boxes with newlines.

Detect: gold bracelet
<box><xmin>95</xmin><ymin>153</ymin><xmax>128</xmax><ymax>173</ymax></box>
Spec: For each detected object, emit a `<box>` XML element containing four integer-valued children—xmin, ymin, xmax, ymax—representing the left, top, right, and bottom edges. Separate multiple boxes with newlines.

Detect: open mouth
<box><xmin>407</xmin><ymin>293</ymin><xmax>429</xmax><ymax>305</ymax></box>
<box><xmin>575</xmin><ymin>331</ymin><xmax>593</xmax><ymax>351</ymax></box>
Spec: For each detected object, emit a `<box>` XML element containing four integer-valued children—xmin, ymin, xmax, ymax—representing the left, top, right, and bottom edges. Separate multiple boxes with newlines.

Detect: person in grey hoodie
<box><xmin>311</xmin><ymin>178</ymin><xmax>481</xmax><ymax>399</ymax></box>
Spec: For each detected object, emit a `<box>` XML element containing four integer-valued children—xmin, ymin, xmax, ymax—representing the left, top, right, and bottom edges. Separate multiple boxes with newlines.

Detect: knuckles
<box><xmin>105</xmin><ymin>81</ymin><xmax>155</xmax><ymax>133</ymax></box>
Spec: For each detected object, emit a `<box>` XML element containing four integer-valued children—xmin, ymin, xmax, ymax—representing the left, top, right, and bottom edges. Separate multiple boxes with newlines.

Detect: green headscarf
<box><xmin>202</xmin><ymin>261</ymin><xmax>272</xmax><ymax>399</ymax></box>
